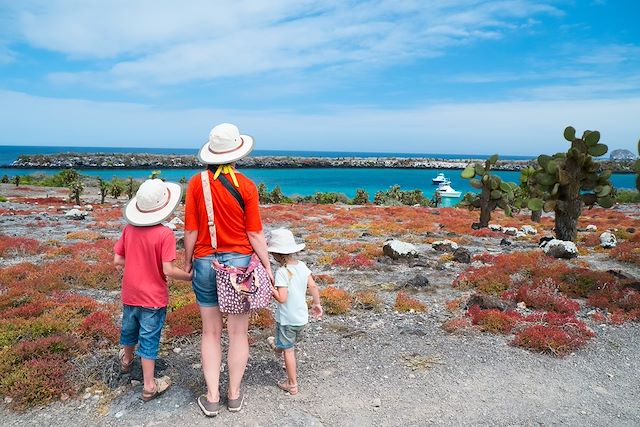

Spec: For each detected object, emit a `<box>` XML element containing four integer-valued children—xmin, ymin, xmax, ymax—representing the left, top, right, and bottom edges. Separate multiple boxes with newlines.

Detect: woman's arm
<box><xmin>183</xmin><ymin>230</ymin><xmax>198</xmax><ymax>273</ymax></box>
<box><xmin>247</xmin><ymin>230</ymin><xmax>274</xmax><ymax>284</ymax></box>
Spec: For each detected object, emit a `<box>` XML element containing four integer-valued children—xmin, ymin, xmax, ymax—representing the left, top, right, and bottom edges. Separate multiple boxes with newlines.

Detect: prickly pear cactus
<box><xmin>525</xmin><ymin>126</ymin><xmax>614</xmax><ymax>242</ymax></box>
<box><xmin>460</xmin><ymin>154</ymin><xmax>517</xmax><ymax>228</ymax></box>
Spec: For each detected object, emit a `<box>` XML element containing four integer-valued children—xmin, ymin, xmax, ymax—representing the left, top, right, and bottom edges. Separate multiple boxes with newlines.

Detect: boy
<box><xmin>114</xmin><ymin>179</ymin><xmax>191</xmax><ymax>401</ymax></box>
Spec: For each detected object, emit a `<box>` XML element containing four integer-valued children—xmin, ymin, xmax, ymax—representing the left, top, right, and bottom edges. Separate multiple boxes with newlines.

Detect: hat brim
<box><xmin>123</xmin><ymin>182</ymin><xmax>183</xmax><ymax>226</ymax></box>
<box><xmin>267</xmin><ymin>243</ymin><xmax>306</xmax><ymax>254</ymax></box>
<box><xmin>198</xmin><ymin>134</ymin><xmax>254</xmax><ymax>165</ymax></box>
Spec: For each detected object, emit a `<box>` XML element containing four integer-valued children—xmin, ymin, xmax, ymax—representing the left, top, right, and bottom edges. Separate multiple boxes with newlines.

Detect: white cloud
<box><xmin>6</xmin><ymin>0</ymin><xmax>560</xmax><ymax>87</ymax></box>
<box><xmin>1</xmin><ymin>89</ymin><xmax>637</xmax><ymax>155</ymax></box>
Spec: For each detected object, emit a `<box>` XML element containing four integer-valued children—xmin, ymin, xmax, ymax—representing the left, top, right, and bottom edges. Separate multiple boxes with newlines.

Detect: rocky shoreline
<box><xmin>8</xmin><ymin>152</ymin><xmax>636</xmax><ymax>172</ymax></box>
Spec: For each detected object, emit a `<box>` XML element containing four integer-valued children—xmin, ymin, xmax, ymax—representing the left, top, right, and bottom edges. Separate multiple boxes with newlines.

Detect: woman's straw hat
<box><xmin>267</xmin><ymin>228</ymin><xmax>305</xmax><ymax>254</ymax></box>
<box><xmin>123</xmin><ymin>179</ymin><xmax>182</xmax><ymax>226</ymax></box>
<box><xmin>198</xmin><ymin>123</ymin><xmax>254</xmax><ymax>165</ymax></box>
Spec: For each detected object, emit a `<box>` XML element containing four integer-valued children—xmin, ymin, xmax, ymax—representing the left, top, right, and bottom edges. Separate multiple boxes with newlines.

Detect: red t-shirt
<box><xmin>184</xmin><ymin>170</ymin><xmax>262</xmax><ymax>259</ymax></box>
<box><xmin>114</xmin><ymin>224</ymin><xmax>176</xmax><ymax>307</ymax></box>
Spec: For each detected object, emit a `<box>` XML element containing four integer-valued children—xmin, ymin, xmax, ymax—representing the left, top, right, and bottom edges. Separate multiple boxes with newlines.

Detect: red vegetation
<box><xmin>468</xmin><ymin>305</ymin><xmax>521</xmax><ymax>334</ymax></box>
<box><xmin>166</xmin><ymin>303</ymin><xmax>202</xmax><ymax>338</ymax></box>
<box><xmin>332</xmin><ymin>253</ymin><xmax>374</xmax><ymax>268</ymax></box>
<box><xmin>513</xmin><ymin>322</ymin><xmax>594</xmax><ymax>356</ymax></box>
<box><xmin>610</xmin><ymin>241</ymin><xmax>640</xmax><ymax>265</ymax></box>
<box><xmin>75</xmin><ymin>311</ymin><xmax>119</xmax><ymax>344</ymax></box>
<box><xmin>0</xmin><ymin>235</ymin><xmax>43</xmax><ymax>257</ymax></box>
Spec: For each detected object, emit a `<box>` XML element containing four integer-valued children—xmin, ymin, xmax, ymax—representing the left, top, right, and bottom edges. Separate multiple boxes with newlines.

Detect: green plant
<box><xmin>373</xmin><ymin>185</ymin><xmax>428</xmax><ymax>206</ymax></box>
<box><xmin>67</xmin><ymin>180</ymin><xmax>83</xmax><ymax>205</ymax></box>
<box><xmin>125</xmin><ymin>177</ymin><xmax>138</xmax><ymax>200</ymax></box>
<box><xmin>1</xmin><ymin>175</ymin><xmax>8</xmax><ymax>183</ymax></box>
<box><xmin>524</xmin><ymin>126</ymin><xmax>614</xmax><ymax>241</ymax></box>
<box><xmin>97</xmin><ymin>177</ymin><xmax>109</xmax><ymax>204</ymax></box>
<box><xmin>110</xmin><ymin>178</ymin><xmax>124</xmax><ymax>199</ymax></box>
<box><xmin>13</xmin><ymin>175</ymin><xmax>20</xmax><ymax>187</ymax></box>
<box><xmin>460</xmin><ymin>154</ymin><xmax>517</xmax><ymax>228</ymax></box>
<box><xmin>615</xmin><ymin>189</ymin><xmax>640</xmax><ymax>204</ymax></box>
<box><xmin>352</xmin><ymin>189</ymin><xmax>369</xmax><ymax>204</ymax></box>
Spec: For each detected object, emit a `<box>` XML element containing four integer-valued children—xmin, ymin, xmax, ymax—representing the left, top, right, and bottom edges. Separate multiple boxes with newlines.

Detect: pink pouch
<box><xmin>213</xmin><ymin>254</ymin><xmax>272</xmax><ymax>314</ymax></box>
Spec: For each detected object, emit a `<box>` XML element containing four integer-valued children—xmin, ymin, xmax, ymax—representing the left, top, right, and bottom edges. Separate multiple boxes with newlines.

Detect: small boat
<box><xmin>436</xmin><ymin>183</ymin><xmax>462</xmax><ymax>198</ymax></box>
<box><xmin>432</xmin><ymin>173</ymin><xmax>447</xmax><ymax>184</ymax></box>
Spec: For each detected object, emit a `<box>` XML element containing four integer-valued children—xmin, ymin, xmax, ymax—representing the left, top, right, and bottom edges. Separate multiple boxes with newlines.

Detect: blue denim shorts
<box><xmin>274</xmin><ymin>322</ymin><xmax>306</xmax><ymax>350</ymax></box>
<box><xmin>192</xmin><ymin>252</ymin><xmax>252</xmax><ymax>307</ymax></box>
<box><xmin>119</xmin><ymin>305</ymin><xmax>167</xmax><ymax>360</ymax></box>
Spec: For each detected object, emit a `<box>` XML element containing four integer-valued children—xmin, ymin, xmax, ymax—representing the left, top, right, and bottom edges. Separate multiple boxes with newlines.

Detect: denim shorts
<box><xmin>120</xmin><ymin>305</ymin><xmax>167</xmax><ymax>360</ymax></box>
<box><xmin>274</xmin><ymin>322</ymin><xmax>306</xmax><ymax>350</ymax></box>
<box><xmin>192</xmin><ymin>252</ymin><xmax>252</xmax><ymax>307</ymax></box>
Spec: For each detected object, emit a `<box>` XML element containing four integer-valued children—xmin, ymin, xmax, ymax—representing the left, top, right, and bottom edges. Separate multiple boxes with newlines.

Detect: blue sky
<box><xmin>0</xmin><ymin>0</ymin><xmax>638</xmax><ymax>155</ymax></box>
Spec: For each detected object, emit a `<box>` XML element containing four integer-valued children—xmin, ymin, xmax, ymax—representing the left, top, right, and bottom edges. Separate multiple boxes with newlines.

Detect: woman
<box><xmin>184</xmin><ymin>123</ymin><xmax>273</xmax><ymax>416</ymax></box>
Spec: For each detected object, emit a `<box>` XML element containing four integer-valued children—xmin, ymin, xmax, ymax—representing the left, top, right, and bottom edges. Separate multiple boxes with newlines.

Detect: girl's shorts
<box><xmin>192</xmin><ymin>252</ymin><xmax>251</xmax><ymax>307</ymax></box>
<box><xmin>274</xmin><ymin>322</ymin><xmax>306</xmax><ymax>350</ymax></box>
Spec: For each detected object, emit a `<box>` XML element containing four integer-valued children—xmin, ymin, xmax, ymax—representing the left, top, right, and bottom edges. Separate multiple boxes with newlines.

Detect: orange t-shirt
<box><xmin>184</xmin><ymin>170</ymin><xmax>263</xmax><ymax>259</ymax></box>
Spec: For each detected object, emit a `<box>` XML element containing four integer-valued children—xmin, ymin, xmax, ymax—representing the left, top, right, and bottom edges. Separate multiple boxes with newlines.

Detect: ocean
<box><xmin>0</xmin><ymin>146</ymin><xmax>635</xmax><ymax>207</ymax></box>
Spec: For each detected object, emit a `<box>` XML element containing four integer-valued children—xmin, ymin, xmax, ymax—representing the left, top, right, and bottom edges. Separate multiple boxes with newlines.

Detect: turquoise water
<box><xmin>1</xmin><ymin>167</ymin><xmax>635</xmax><ymax>208</ymax></box>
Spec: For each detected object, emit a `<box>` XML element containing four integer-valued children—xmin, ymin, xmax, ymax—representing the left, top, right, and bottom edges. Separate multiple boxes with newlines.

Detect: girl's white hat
<box><xmin>198</xmin><ymin>123</ymin><xmax>255</xmax><ymax>165</ymax></box>
<box><xmin>267</xmin><ymin>228</ymin><xmax>305</xmax><ymax>254</ymax></box>
<box><xmin>124</xmin><ymin>179</ymin><xmax>182</xmax><ymax>226</ymax></box>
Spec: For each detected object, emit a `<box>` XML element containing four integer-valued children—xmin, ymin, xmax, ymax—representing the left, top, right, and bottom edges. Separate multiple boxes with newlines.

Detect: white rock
<box><xmin>599</xmin><ymin>232</ymin><xmax>617</xmax><ymax>248</ymax></box>
<box><xmin>543</xmin><ymin>239</ymin><xmax>578</xmax><ymax>259</ymax></box>
<box><xmin>503</xmin><ymin>227</ymin><xmax>518</xmax><ymax>236</ymax></box>
<box><xmin>85</xmin><ymin>204</ymin><xmax>93</xmax><ymax>211</ymax></box>
<box><xmin>169</xmin><ymin>217</ymin><xmax>184</xmax><ymax>225</ymax></box>
<box><xmin>517</xmin><ymin>302</ymin><xmax>527</xmax><ymax>310</ymax></box>
<box><xmin>164</xmin><ymin>222</ymin><xmax>177</xmax><ymax>231</ymax></box>
<box><xmin>371</xmin><ymin>398</ymin><xmax>382</xmax><ymax>407</ymax></box>
<box><xmin>4</xmin><ymin>396</ymin><xmax>13</xmax><ymax>404</ymax></box>
<box><xmin>64</xmin><ymin>208</ymin><xmax>88</xmax><ymax>220</ymax></box>
<box><xmin>521</xmin><ymin>225</ymin><xmax>537</xmax><ymax>235</ymax></box>
<box><xmin>586</xmin><ymin>224</ymin><xmax>597</xmax><ymax>232</ymax></box>
<box><xmin>431</xmin><ymin>239</ymin><xmax>459</xmax><ymax>252</ymax></box>
<box><xmin>383</xmin><ymin>240</ymin><xmax>418</xmax><ymax>259</ymax></box>
<box><xmin>515</xmin><ymin>231</ymin><xmax>527</xmax><ymax>238</ymax></box>
<box><xmin>488</xmin><ymin>224</ymin><xmax>503</xmax><ymax>231</ymax></box>
<box><xmin>173</xmin><ymin>347</ymin><xmax>182</xmax><ymax>354</ymax></box>
<box><xmin>115</xmin><ymin>411</ymin><xmax>125</xmax><ymax>419</ymax></box>
<box><xmin>73</xmin><ymin>205</ymin><xmax>82</xmax><ymax>210</ymax></box>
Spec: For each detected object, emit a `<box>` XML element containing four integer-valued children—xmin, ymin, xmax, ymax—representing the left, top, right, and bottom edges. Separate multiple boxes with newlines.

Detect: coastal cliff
<box><xmin>8</xmin><ymin>152</ymin><xmax>636</xmax><ymax>172</ymax></box>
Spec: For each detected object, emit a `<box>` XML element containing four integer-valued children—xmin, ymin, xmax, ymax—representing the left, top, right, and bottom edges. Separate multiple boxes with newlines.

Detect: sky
<box><xmin>0</xmin><ymin>0</ymin><xmax>639</xmax><ymax>155</ymax></box>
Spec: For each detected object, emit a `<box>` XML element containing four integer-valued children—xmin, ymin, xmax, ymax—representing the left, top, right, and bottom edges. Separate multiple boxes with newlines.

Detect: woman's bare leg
<box><xmin>200</xmin><ymin>306</ymin><xmax>223</xmax><ymax>403</ymax></box>
<box><xmin>226</xmin><ymin>312</ymin><xmax>250</xmax><ymax>400</ymax></box>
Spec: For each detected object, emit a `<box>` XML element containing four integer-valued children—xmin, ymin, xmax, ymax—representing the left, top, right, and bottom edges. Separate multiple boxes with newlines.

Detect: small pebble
<box><xmin>82</xmin><ymin>393</ymin><xmax>91</xmax><ymax>400</ymax></box>
<box><xmin>173</xmin><ymin>347</ymin><xmax>182</xmax><ymax>354</ymax></box>
<box><xmin>371</xmin><ymin>398</ymin><xmax>382</xmax><ymax>407</ymax></box>
<box><xmin>115</xmin><ymin>411</ymin><xmax>125</xmax><ymax>419</ymax></box>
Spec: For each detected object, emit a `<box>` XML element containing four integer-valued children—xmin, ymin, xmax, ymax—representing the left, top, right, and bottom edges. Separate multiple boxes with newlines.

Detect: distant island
<box><xmin>7</xmin><ymin>152</ymin><xmax>636</xmax><ymax>172</ymax></box>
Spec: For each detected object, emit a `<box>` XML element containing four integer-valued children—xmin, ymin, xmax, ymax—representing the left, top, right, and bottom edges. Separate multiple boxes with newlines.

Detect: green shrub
<box><xmin>615</xmin><ymin>189</ymin><xmax>640</xmax><ymax>204</ymax></box>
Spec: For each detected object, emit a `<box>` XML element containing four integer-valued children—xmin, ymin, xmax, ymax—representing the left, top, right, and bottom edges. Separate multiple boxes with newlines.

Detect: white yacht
<box><xmin>436</xmin><ymin>182</ymin><xmax>462</xmax><ymax>198</ymax></box>
<box><xmin>432</xmin><ymin>173</ymin><xmax>447</xmax><ymax>184</ymax></box>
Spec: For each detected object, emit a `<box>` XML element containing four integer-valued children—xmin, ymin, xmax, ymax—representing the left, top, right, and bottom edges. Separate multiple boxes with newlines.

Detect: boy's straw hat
<box><xmin>198</xmin><ymin>123</ymin><xmax>254</xmax><ymax>165</ymax></box>
<box><xmin>124</xmin><ymin>179</ymin><xmax>182</xmax><ymax>226</ymax></box>
<box><xmin>267</xmin><ymin>228</ymin><xmax>305</xmax><ymax>254</ymax></box>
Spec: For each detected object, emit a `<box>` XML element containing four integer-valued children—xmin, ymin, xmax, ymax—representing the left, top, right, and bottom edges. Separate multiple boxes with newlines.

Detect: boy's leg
<box><xmin>199</xmin><ymin>306</ymin><xmax>223</xmax><ymax>403</ymax></box>
<box><xmin>227</xmin><ymin>312</ymin><xmax>250</xmax><ymax>401</ymax></box>
<box><xmin>119</xmin><ymin>305</ymin><xmax>139</xmax><ymax>373</ymax></box>
<box><xmin>137</xmin><ymin>307</ymin><xmax>167</xmax><ymax>393</ymax></box>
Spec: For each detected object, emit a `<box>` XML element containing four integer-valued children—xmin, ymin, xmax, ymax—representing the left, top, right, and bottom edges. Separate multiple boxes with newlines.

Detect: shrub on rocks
<box><xmin>512</xmin><ymin>322</ymin><xmax>594</xmax><ymax>356</ymax></box>
<box><xmin>468</xmin><ymin>305</ymin><xmax>521</xmax><ymax>334</ymax></box>
<box><xmin>394</xmin><ymin>292</ymin><xmax>427</xmax><ymax>313</ymax></box>
<box><xmin>320</xmin><ymin>287</ymin><xmax>353</xmax><ymax>315</ymax></box>
<box><xmin>354</xmin><ymin>290</ymin><xmax>383</xmax><ymax>310</ymax></box>
<box><xmin>610</xmin><ymin>241</ymin><xmax>640</xmax><ymax>265</ymax></box>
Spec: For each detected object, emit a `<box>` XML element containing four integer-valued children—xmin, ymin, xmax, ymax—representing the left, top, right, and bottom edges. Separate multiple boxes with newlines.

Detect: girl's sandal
<box><xmin>142</xmin><ymin>376</ymin><xmax>171</xmax><ymax>402</ymax></box>
<box><xmin>118</xmin><ymin>349</ymin><xmax>133</xmax><ymax>374</ymax></box>
<box><xmin>277</xmin><ymin>381</ymin><xmax>299</xmax><ymax>395</ymax></box>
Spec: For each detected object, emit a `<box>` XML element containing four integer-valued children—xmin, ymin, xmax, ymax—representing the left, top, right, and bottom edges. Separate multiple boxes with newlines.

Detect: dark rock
<box><xmin>361</xmin><ymin>232</ymin><xmax>371</xmax><ymax>237</ymax></box>
<box><xmin>176</xmin><ymin>237</ymin><xmax>184</xmax><ymax>250</ymax></box>
<box><xmin>464</xmin><ymin>293</ymin><xmax>515</xmax><ymax>311</ymax></box>
<box><xmin>452</xmin><ymin>248</ymin><xmax>471</xmax><ymax>263</ymax></box>
<box><xmin>538</xmin><ymin>236</ymin><xmax>554</xmax><ymax>248</ymax></box>
<box><xmin>626</xmin><ymin>227</ymin><xmax>636</xmax><ymax>234</ymax></box>
<box><xmin>471</xmin><ymin>222</ymin><xmax>481</xmax><ymax>230</ymax></box>
<box><xmin>499</xmin><ymin>238</ymin><xmax>512</xmax><ymax>246</ymax></box>
<box><xmin>403</xmin><ymin>274</ymin><xmax>431</xmax><ymax>289</ymax></box>
<box><xmin>607</xmin><ymin>270</ymin><xmax>640</xmax><ymax>290</ymax></box>
<box><xmin>543</xmin><ymin>239</ymin><xmax>578</xmax><ymax>259</ymax></box>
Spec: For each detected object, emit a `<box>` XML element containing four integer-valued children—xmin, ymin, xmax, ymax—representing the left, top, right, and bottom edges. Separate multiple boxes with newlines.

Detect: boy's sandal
<box><xmin>141</xmin><ymin>376</ymin><xmax>171</xmax><ymax>402</ymax></box>
<box><xmin>277</xmin><ymin>381</ymin><xmax>299</xmax><ymax>395</ymax></box>
<box><xmin>118</xmin><ymin>348</ymin><xmax>133</xmax><ymax>374</ymax></box>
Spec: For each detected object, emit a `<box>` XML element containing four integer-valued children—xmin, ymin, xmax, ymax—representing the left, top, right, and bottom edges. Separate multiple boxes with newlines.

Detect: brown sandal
<box><xmin>277</xmin><ymin>380</ymin><xmax>298</xmax><ymax>395</ymax></box>
<box><xmin>118</xmin><ymin>348</ymin><xmax>133</xmax><ymax>374</ymax></box>
<box><xmin>142</xmin><ymin>376</ymin><xmax>171</xmax><ymax>402</ymax></box>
